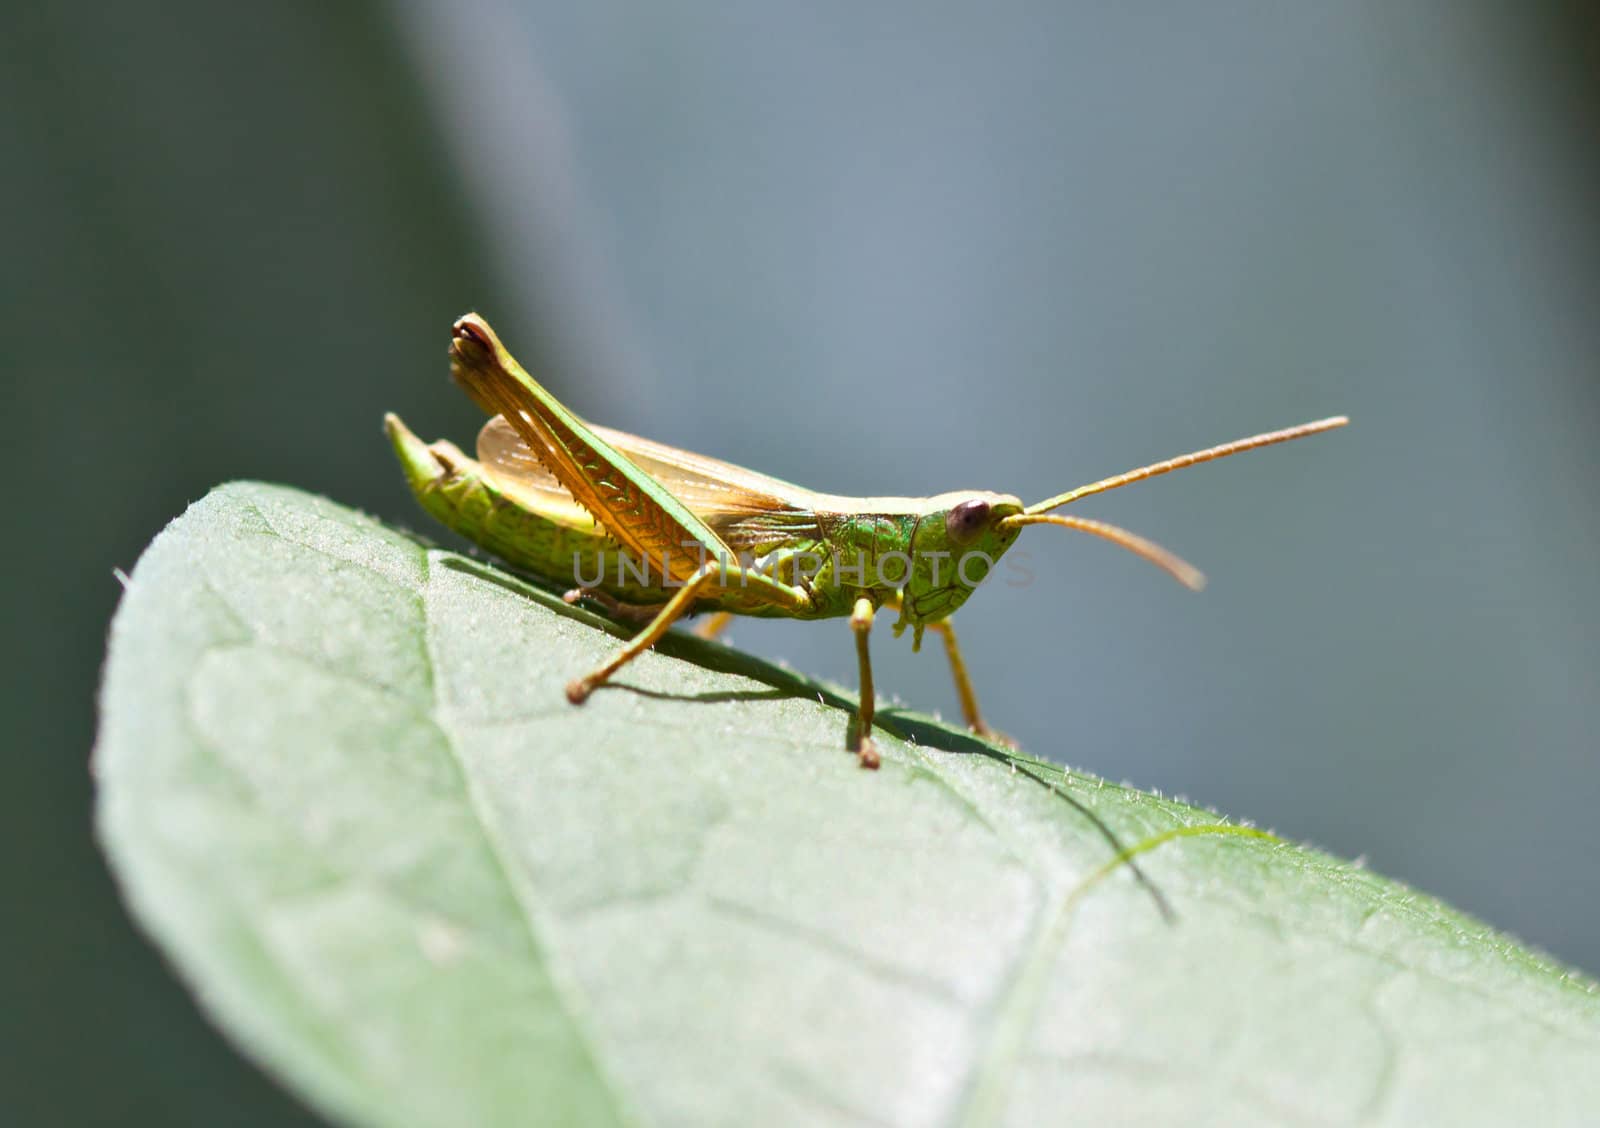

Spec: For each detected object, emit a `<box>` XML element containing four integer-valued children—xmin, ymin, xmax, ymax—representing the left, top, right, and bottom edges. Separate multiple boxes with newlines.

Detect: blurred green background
<box><xmin>5</xmin><ymin>1</ymin><xmax>1599</xmax><ymax>1122</ymax></box>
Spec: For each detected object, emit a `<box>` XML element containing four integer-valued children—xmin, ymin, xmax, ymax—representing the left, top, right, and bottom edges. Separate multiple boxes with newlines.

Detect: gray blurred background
<box><xmin>5</xmin><ymin>1</ymin><xmax>1598</xmax><ymax>1122</ymax></box>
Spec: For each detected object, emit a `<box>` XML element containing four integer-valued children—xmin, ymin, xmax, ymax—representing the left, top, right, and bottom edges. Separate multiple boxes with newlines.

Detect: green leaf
<box><xmin>97</xmin><ymin>482</ymin><xmax>1600</xmax><ymax>1128</ymax></box>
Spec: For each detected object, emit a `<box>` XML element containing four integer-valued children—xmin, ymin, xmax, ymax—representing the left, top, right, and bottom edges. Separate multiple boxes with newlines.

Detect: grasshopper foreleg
<box><xmin>924</xmin><ymin>618</ymin><xmax>1014</xmax><ymax>747</ymax></box>
<box><xmin>880</xmin><ymin>599</ymin><xmax>1012</xmax><ymax>748</ymax></box>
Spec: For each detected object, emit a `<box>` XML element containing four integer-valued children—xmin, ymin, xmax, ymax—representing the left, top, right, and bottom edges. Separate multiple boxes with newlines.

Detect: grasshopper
<box><xmin>387</xmin><ymin>313</ymin><xmax>1345</xmax><ymax>769</ymax></box>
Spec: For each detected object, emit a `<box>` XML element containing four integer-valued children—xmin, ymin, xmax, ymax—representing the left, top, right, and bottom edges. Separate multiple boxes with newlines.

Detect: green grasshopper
<box><xmin>387</xmin><ymin>313</ymin><xmax>1345</xmax><ymax>769</ymax></box>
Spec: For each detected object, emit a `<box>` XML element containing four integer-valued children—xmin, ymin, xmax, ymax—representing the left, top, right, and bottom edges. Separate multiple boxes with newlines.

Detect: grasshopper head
<box><xmin>898</xmin><ymin>491</ymin><xmax>1025</xmax><ymax>628</ymax></box>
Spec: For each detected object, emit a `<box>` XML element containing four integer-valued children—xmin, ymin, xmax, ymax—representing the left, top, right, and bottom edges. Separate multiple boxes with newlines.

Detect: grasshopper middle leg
<box><xmin>692</xmin><ymin>610</ymin><xmax>736</xmax><ymax>640</ymax></box>
<box><xmin>850</xmin><ymin>597</ymin><xmax>882</xmax><ymax>770</ymax></box>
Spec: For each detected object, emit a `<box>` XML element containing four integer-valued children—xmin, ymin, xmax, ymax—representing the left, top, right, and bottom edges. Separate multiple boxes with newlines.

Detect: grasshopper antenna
<box><xmin>1000</xmin><ymin>416</ymin><xmax>1347</xmax><ymax>589</ymax></box>
<box><xmin>1019</xmin><ymin>416</ymin><xmax>1347</xmax><ymax>516</ymax></box>
<box><xmin>1003</xmin><ymin>513</ymin><xmax>1208</xmax><ymax>591</ymax></box>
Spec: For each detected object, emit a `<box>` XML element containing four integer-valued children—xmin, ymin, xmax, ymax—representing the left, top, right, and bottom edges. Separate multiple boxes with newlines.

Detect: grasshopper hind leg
<box><xmin>567</xmin><ymin>570</ymin><xmax>879</xmax><ymax>772</ymax></box>
<box><xmin>567</xmin><ymin>563</ymin><xmax>728</xmax><ymax>703</ymax></box>
<box><xmin>562</xmin><ymin>587</ymin><xmax>663</xmax><ymax>625</ymax></box>
<box><xmin>563</xmin><ymin>592</ymin><xmax>735</xmax><ymax>643</ymax></box>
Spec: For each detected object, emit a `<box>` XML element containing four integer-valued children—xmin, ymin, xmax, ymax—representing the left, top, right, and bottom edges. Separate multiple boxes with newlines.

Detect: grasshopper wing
<box><xmin>478</xmin><ymin>415</ymin><xmax>826</xmax><ymax>555</ymax></box>
<box><xmin>450</xmin><ymin>316</ymin><xmax>741</xmax><ymax>584</ymax></box>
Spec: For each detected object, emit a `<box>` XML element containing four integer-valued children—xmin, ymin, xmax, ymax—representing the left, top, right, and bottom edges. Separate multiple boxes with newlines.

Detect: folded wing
<box><xmin>478</xmin><ymin>416</ymin><xmax>825</xmax><ymax>555</ymax></box>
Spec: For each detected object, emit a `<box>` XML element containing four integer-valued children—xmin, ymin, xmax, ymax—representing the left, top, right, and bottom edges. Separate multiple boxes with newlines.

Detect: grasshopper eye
<box><xmin>945</xmin><ymin>498</ymin><xmax>990</xmax><ymax>545</ymax></box>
